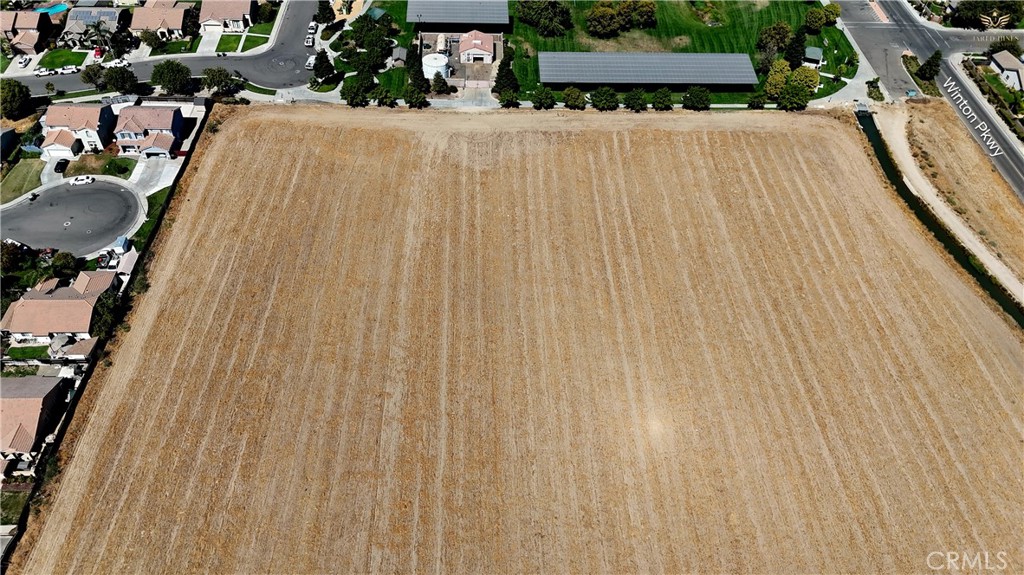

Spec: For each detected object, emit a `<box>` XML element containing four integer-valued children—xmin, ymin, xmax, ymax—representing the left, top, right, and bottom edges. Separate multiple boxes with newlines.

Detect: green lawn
<box><xmin>37</xmin><ymin>49</ymin><xmax>87</xmax><ymax>70</ymax></box>
<box><xmin>373</xmin><ymin>0</ymin><xmax>416</xmax><ymax>47</ymax></box>
<box><xmin>807</xmin><ymin>26</ymin><xmax>858</xmax><ymax>78</ymax></box>
<box><xmin>0</xmin><ymin>159</ymin><xmax>44</xmax><ymax>204</ymax></box>
<box><xmin>244</xmin><ymin>81</ymin><xmax>276</xmax><ymax>95</ymax></box>
<box><xmin>0</xmin><ymin>53</ymin><xmax>10</xmax><ymax>73</ymax></box>
<box><xmin>312</xmin><ymin>79</ymin><xmax>340</xmax><ymax>92</ymax></box>
<box><xmin>982</xmin><ymin>69</ymin><xmax>1015</xmax><ymax>103</ymax></box>
<box><xmin>131</xmin><ymin>187</ymin><xmax>171</xmax><ymax>246</ymax></box>
<box><xmin>1</xmin><ymin>490</ymin><xmax>30</xmax><ymax>524</ymax></box>
<box><xmin>53</xmin><ymin>88</ymin><xmax>111</xmax><ymax>101</ymax></box>
<box><xmin>249</xmin><ymin>8</ymin><xmax>278</xmax><ymax>35</ymax></box>
<box><xmin>376</xmin><ymin>67</ymin><xmax>407</xmax><ymax>95</ymax></box>
<box><xmin>509</xmin><ymin>1</ymin><xmax>857</xmax><ymax>95</ymax></box>
<box><xmin>152</xmin><ymin>36</ymin><xmax>201</xmax><ymax>55</ymax></box>
<box><xmin>217</xmin><ymin>34</ymin><xmax>243</xmax><ymax>52</ymax></box>
<box><xmin>241</xmin><ymin>34</ymin><xmax>270</xmax><ymax>52</ymax></box>
<box><xmin>334</xmin><ymin>57</ymin><xmax>355</xmax><ymax>74</ymax></box>
<box><xmin>64</xmin><ymin>154</ymin><xmax>137</xmax><ymax>180</ymax></box>
<box><xmin>6</xmin><ymin>345</ymin><xmax>50</xmax><ymax>360</ymax></box>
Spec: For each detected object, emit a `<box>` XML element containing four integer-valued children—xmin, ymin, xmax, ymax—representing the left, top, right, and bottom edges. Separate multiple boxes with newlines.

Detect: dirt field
<box><xmin>14</xmin><ymin>108</ymin><xmax>1023</xmax><ymax>574</ymax></box>
<box><xmin>906</xmin><ymin>99</ymin><xmax>1024</xmax><ymax>281</ymax></box>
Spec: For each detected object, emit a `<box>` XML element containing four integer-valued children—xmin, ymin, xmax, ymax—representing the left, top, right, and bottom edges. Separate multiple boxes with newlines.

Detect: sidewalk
<box><xmin>810</xmin><ymin>18</ymin><xmax>887</xmax><ymax>105</ymax></box>
<box><xmin>948</xmin><ymin>53</ymin><xmax>1024</xmax><ymax>156</ymax></box>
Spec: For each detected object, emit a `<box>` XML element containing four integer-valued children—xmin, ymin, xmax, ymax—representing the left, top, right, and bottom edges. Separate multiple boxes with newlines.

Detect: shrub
<box><xmin>747</xmin><ymin>92</ymin><xmax>767</xmax><ymax>109</ymax></box>
<box><xmin>651</xmin><ymin>87</ymin><xmax>673</xmax><ymax>111</ymax></box>
<box><xmin>531</xmin><ymin>86</ymin><xmax>556</xmax><ymax>110</ymax></box>
<box><xmin>499</xmin><ymin>90</ymin><xmax>520</xmax><ymax>108</ymax></box>
<box><xmin>681</xmin><ymin>86</ymin><xmax>711</xmax><ymax>111</ymax></box>
<box><xmin>622</xmin><ymin>88</ymin><xmax>647</xmax><ymax>113</ymax></box>
<box><xmin>563</xmin><ymin>86</ymin><xmax>586</xmax><ymax>110</ymax></box>
<box><xmin>590</xmin><ymin>86</ymin><xmax>619</xmax><ymax>111</ymax></box>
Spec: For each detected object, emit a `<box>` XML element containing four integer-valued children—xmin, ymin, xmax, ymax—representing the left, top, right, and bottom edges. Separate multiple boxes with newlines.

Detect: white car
<box><xmin>34</xmin><ymin>68</ymin><xmax>57</xmax><ymax>77</ymax></box>
<box><xmin>305</xmin><ymin>55</ymin><xmax>316</xmax><ymax>70</ymax></box>
<box><xmin>308</xmin><ymin>21</ymin><xmax>317</xmax><ymax>34</ymax></box>
<box><xmin>304</xmin><ymin>35</ymin><xmax>315</xmax><ymax>47</ymax></box>
<box><xmin>102</xmin><ymin>58</ymin><xmax>131</xmax><ymax>68</ymax></box>
<box><xmin>16</xmin><ymin>55</ymin><xmax>31</xmax><ymax>68</ymax></box>
<box><xmin>58</xmin><ymin>65</ymin><xmax>80</xmax><ymax>75</ymax></box>
<box><xmin>68</xmin><ymin>176</ymin><xmax>95</xmax><ymax>186</ymax></box>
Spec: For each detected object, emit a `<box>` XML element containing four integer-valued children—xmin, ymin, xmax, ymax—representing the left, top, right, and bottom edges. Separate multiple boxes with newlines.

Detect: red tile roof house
<box><xmin>0</xmin><ymin>10</ymin><xmax>52</xmax><ymax>55</ymax></box>
<box><xmin>115</xmin><ymin>106</ymin><xmax>183</xmax><ymax>157</ymax></box>
<box><xmin>459</xmin><ymin>30</ymin><xmax>495</xmax><ymax>64</ymax></box>
<box><xmin>1</xmin><ymin>375</ymin><xmax>68</xmax><ymax>460</ymax></box>
<box><xmin>199</xmin><ymin>0</ymin><xmax>255</xmax><ymax>32</ymax></box>
<box><xmin>0</xmin><ymin>271</ymin><xmax>119</xmax><ymax>345</ymax></box>
<box><xmin>40</xmin><ymin>103</ymin><xmax>115</xmax><ymax>159</ymax></box>
<box><xmin>129</xmin><ymin>0</ymin><xmax>189</xmax><ymax>40</ymax></box>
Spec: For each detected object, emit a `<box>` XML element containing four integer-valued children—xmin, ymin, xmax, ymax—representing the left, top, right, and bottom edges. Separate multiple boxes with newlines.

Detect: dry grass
<box><xmin>0</xmin><ymin>112</ymin><xmax>41</xmax><ymax>133</ymax></box>
<box><xmin>906</xmin><ymin>99</ymin><xmax>1024</xmax><ymax>280</ymax></box>
<box><xmin>13</xmin><ymin>107</ymin><xmax>1023</xmax><ymax>575</ymax></box>
<box><xmin>578</xmin><ymin>29</ymin><xmax>690</xmax><ymax>52</ymax></box>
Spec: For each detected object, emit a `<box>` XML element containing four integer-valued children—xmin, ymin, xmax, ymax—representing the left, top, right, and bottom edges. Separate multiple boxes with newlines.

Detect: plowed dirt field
<box><xmin>15</xmin><ymin>108</ymin><xmax>1023</xmax><ymax>574</ymax></box>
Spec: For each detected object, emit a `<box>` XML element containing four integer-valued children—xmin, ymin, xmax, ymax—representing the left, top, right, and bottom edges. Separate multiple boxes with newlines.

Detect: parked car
<box><xmin>58</xmin><ymin>65</ymin><xmax>80</xmax><ymax>75</ymax></box>
<box><xmin>308</xmin><ymin>22</ymin><xmax>318</xmax><ymax>34</ymax></box>
<box><xmin>305</xmin><ymin>55</ymin><xmax>316</xmax><ymax>70</ymax></box>
<box><xmin>16</xmin><ymin>55</ymin><xmax>31</xmax><ymax>68</ymax></box>
<box><xmin>68</xmin><ymin>175</ymin><xmax>95</xmax><ymax>186</ymax></box>
<box><xmin>34</xmin><ymin>68</ymin><xmax>57</xmax><ymax>77</ymax></box>
<box><xmin>102</xmin><ymin>58</ymin><xmax>131</xmax><ymax>69</ymax></box>
<box><xmin>54</xmin><ymin>159</ymin><xmax>70</xmax><ymax>173</ymax></box>
<box><xmin>304</xmin><ymin>35</ymin><xmax>314</xmax><ymax>47</ymax></box>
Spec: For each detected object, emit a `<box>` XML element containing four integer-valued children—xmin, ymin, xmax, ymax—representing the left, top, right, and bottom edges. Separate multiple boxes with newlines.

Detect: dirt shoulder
<box><xmin>874</xmin><ymin>102</ymin><xmax>1024</xmax><ymax>308</ymax></box>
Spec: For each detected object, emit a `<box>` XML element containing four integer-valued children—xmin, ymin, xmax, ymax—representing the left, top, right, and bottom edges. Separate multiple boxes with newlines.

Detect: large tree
<box><xmin>342</xmin><ymin>72</ymin><xmax>374</xmax><ymax>107</ymax></box>
<box><xmin>312</xmin><ymin>49</ymin><xmax>334</xmax><ymax>79</ymax></box>
<box><xmin>152</xmin><ymin>59</ymin><xmax>194</xmax><ymax>94</ymax></box>
<box><xmin>777</xmin><ymin>82</ymin><xmax>811</xmax><ymax>111</ymax></box>
<box><xmin>531</xmin><ymin>86</ymin><xmax>556</xmax><ymax>110</ymax></box>
<box><xmin>681</xmin><ymin>86</ymin><xmax>711</xmax><ymax>111</ymax></box>
<box><xmin>403</xmin><ymin>84</ymin><xmax>430</xmax><ymax>109</ymax></box>
<box><xmin>139</xmin><ymin>29</ymin><xmax>164</xmax><ymax>50</ymax></box>
<box><xmin>620</xmin><ymin>0</ymin><xmax>657</xmax><ymax>29</ymax></box>
<box><xmin>431</xmin><ymin>71</ymin><xmax>448</xmax><ymax>95</ymax></box>
<box><xmin>916</xmin><ymin>50</ymin><xmax>942</xmax><ymax>81</ymax></box>
<box><xmin>804</xmin><ymin>7</ymin><xmax>826</xmax><ymax>33</ymax></box>
<box><xmin>203</xmin><ymin>67</ymin><xmax>241</xmax><ymax>94</ymax></box>
<box><xmin>987</xmin><ymin>36</ymin><xmax>1022</xmax><ymax>58</ymax></box>
<box><xmin>952</xmin><ymin>0</ymin><xmax>1024</xmax><ymax>29</ymax></box>
<box><xmin>789</xmin><ymin>66</ymin><xmax>820</xmax><ymax>94</ymax></box>
<box><xmin>756</xmin><ymin>21</ymin><xmax>792</xmax><ymax>54</ymax></box>
<box><xmin>104</xmin><ymin>66</ymin><xmax>138</xmax><ymax>93</ymax></box>
<box><xmin>80</xmin><ymin>63</ymin><xmax>105</xmax><ymax>89</ymax></box>
<box><xmin>590</xmin><ymin>86</ymin><xmax>620</xmax><ymax>111</ymax></box>
<box><xmin>493</xmin><ymin>50</ymin><xmax>520</xmax><ymax>95</ymax></box>
<box><xmin>586</xmin><ymin>1</ymin><xmax>622</xmax><ymax>38</ymax></box>
<box><xmin>622</xmin><ymin>88</ymin><xmax>647</xmax><ymax>112</ymax></box>
<box><xmin>314</xmin><ymin>0</ymin><xmax>335</xmax><ymax>24</ymax></box>
<box><xmin>516</xmin><ymin>0</ymin><xmax>573</xmax><ymax>37</ymax></box>
<box><xmin>0</xmin><ymin>78</ymin><xmax>31</xmax><ymax>119</ymax></box>
<box><xmin>563</xmin><ymin>86</ymin><xmax>586</xmax><ymax>110</ymax></box>
<box><xmin>784</xmin><ymin>28</ymin><xmax>807</xmax><ymax>71</ymax></box>
<box><xmin>765</xmin><ymin>59</ymin><xmax>791</xmax><ymax>99</ymax></box>
<box><xmin>499</xmin><ymin>90</ymin><xmax>520</xmax><ymax>108</ymax></box>
<box><xmin>369</xmin><ymin>85</ymin><xmax>397</xmax><ymax>107</ymax></box>
<box><xmin>823</xmin><ymin>3</ymin><xmax>841</xmax><ymax>26</ymax></box>
<box><xmin>651</xmin><ymin>87</ymin><xmax>673</xmax><ymax>111</ymax></box>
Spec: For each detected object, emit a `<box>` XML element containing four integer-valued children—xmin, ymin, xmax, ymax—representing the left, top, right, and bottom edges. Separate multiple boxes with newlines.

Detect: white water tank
<box><xmin>422</xmin><ymin>52</ymin><xmax>449</xmax><ymax>79</ymax></box>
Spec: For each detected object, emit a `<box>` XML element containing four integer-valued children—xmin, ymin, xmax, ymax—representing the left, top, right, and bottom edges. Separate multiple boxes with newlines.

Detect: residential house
<box><xmin>0</xmin><ymin>10</ymin><xmax>52</xmax><ymax>55</ymax></box>
<box><xmin>0</xmin><ymin>271</ymin><xmax>119</xmax><ymax>344</ymax></box>
<box><xmin>40</xmin><ymin>103</ymin><xmax>115</xmax><ymax>159</ymax></box>
<box><xmin>803</xmin><ymin>46</ymin><xmax>824</xmax><ymax>69</ymax></box>
<box><xmin>115</xmin><ymin>105</ymin><xmax>183</xmax><ymax>157</ymax></box>
<box><xmin>129</xmin><ymin>0</ymin><xmax>188</xmax><ymax>40</ymax></box>
<box><xmin>61</xmin><ymin>7</ymin><xmax>126</xmax><ymax>47</ymax></box>
<box><xmin>0</xmin><ymin>376</ymin><xmax>68</xmax><ymax>460</ymax></box>
<box><xmin>199</xmin><ymin>0</ymin><xmax>254</xmax><ymax>32</ymax></box>
<box><xmin>458</xmin><ymin>30</ymin><xmax>494</xmax><ymax>64</ymax></box>
<box><xmin>991</xmin><ymin>50</ymin><xmax>1023</xmax><ymax>91</ymax></box>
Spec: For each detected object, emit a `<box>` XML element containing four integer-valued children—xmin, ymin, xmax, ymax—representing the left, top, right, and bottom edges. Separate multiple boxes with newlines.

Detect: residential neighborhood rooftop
<box><xmin>116</xmin><ymin>106</ymin><xmax>179</xmax><ymax>132</ymax></box>
<box><xmin>199</xmin><ymin>0</ymin><xmax>252</xmax><ymax>23</ymax></box>
<box><xmin>130</xmin><ymin>3</ymin><xmax>187</xmax><ymax>31</ymax></box>
<box><xmin>43</xmin><ymin>104</ymin><xmax>110</xmax><ymax>131</ymax></box>
<box><xmin>992</xmin><ymin>49</ymin><xmax>1024</xmax><ymax>71</ymax></box>
<box><xmin>0</xmin><ymin>376</ymin><xmax>62</xmax><ymax>454</ymax></box>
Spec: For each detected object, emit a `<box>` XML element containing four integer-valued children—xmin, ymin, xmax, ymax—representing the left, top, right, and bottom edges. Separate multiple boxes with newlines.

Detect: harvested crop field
<box><xmin>906</xmin><ymin>99</ymin><xmax>1024</xmax><ymax>282</ymax></box>
<box><xmin>15</xmin><ymin>108</ymin><xmax>1023</xmax><ymax>574</ymax></box>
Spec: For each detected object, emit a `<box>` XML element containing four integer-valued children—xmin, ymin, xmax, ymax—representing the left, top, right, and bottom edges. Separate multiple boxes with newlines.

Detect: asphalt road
<box><xmin>838</xmin><ymin>0</ymin><xmax>1024</xmax><ymax>197</ymax></box>
<box><xmin>12</xmin><ymin>0</ymin><xmax>319</xmax><ymax>94</ymax></box>
<box><xmin>0</xmin><ymin>181</ymin><xmax>143</xmax><ymax>256</ymax></box>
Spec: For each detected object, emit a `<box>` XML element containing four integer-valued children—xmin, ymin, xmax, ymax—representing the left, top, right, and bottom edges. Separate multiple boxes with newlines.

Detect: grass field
<box><xmin>131</xmin><ymin>187</ymin><xmax>172</xmax><ymax>246</ymax></box>
<box><xmin>0</xmin><ymin>159</ymin><xmax>44</xmax><ymax>204</ymax></box>
<box><xmin>249</xmin><ymin>7</ymin><xmax>277</xmax><ymax>35</ymax></box>
<box><xmin>1</xmin><ymin>490</ymin><xmax>29</xmax><ymax>524</ymax></box>
<box><xmin>64</xmin><ymin>154</ymin><xmax>136</xmax><ymax>179</ymax></box>
<box><xmin>216</xmin><ymin>34</ymin><xmax>242</xmax><ymax>53</ymax></box>
<box><xmin>241</xmin><ymin>35</ymin><xmax>269</xmax><ymax>52</ymax></box>
<box><xmin>12</xmin><ymin>108</ymin><xmax>1022</xmax><ymax>575</ymax></box>
<box><xmin>152</xmin><ymin>37</ymin><xmax>200</xmax><ymax>56</ymax></box>
<box><xmin>6</xmin><ymin>345</ymin><xmax>49</xmax><ymax>360</ymax></box>
<box><xmin>1</xmin><ymin>53</ymin><xmax>10</xmax><ymax>73</ymax></box>
<box><xmin>510</xmin><ymin>1</ymin><xmax>856</xmax><ymax>95</ymax></box>
<box><xmin>37</xmin><ymin>50</ymin><xmax>87</xmax><ymax>70</ymax></box>
<box><xmin>243</xmin><ymin>81</ymin><xmax>276</xmax><ymax>95</ymax></box>
<box><xmin>376</xmin><ymin>67</ymin><xmax>407</xmax><ymax>95</ymax></box>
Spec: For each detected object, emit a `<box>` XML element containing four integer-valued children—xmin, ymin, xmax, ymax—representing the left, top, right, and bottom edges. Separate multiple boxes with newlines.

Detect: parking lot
<box><xmin>0</xmin><ymin>180</ymin><xmax>144</xmax><ymax>256</ymax></box>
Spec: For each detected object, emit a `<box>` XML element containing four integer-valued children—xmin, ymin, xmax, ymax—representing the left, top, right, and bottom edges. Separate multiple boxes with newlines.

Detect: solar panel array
<box><xmin>67</xmin><ymin>8</ymin><xmax>122</xmax><ymax>24</ymax></box>
<box><xmin>406</xmin><ymin>0</ymin><xmax>509</xmax><ymax>24</ymax></box>
<box><xmin>538</xmin><ymin>52</ymin><xmax>758</xmax><ymax>86</ymax></box>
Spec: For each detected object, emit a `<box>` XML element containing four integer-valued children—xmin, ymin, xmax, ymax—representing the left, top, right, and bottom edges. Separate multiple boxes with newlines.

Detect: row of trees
<box><xmin>951</xmin><ymin>0</ymin><xmax>1024</xmax><ymax>30</ymax></box>
<box><xmin>586</xmin><ymin>0</ymin><xmax>657</xmax><ymax>38</ymax></box>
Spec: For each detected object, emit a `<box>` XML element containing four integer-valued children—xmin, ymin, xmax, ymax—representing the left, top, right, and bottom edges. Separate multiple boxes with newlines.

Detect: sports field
<box><xmin>13</xmin><ymin>108</ymin><xmax>1022</xmax><ymax>574</ymax></box>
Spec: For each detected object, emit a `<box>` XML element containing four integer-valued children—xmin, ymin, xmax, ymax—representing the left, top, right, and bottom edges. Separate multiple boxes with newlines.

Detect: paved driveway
<box><xmin>0</xmin><ymin>180</ymin><xmax>144</xmax><ymax>256</ymax></box>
